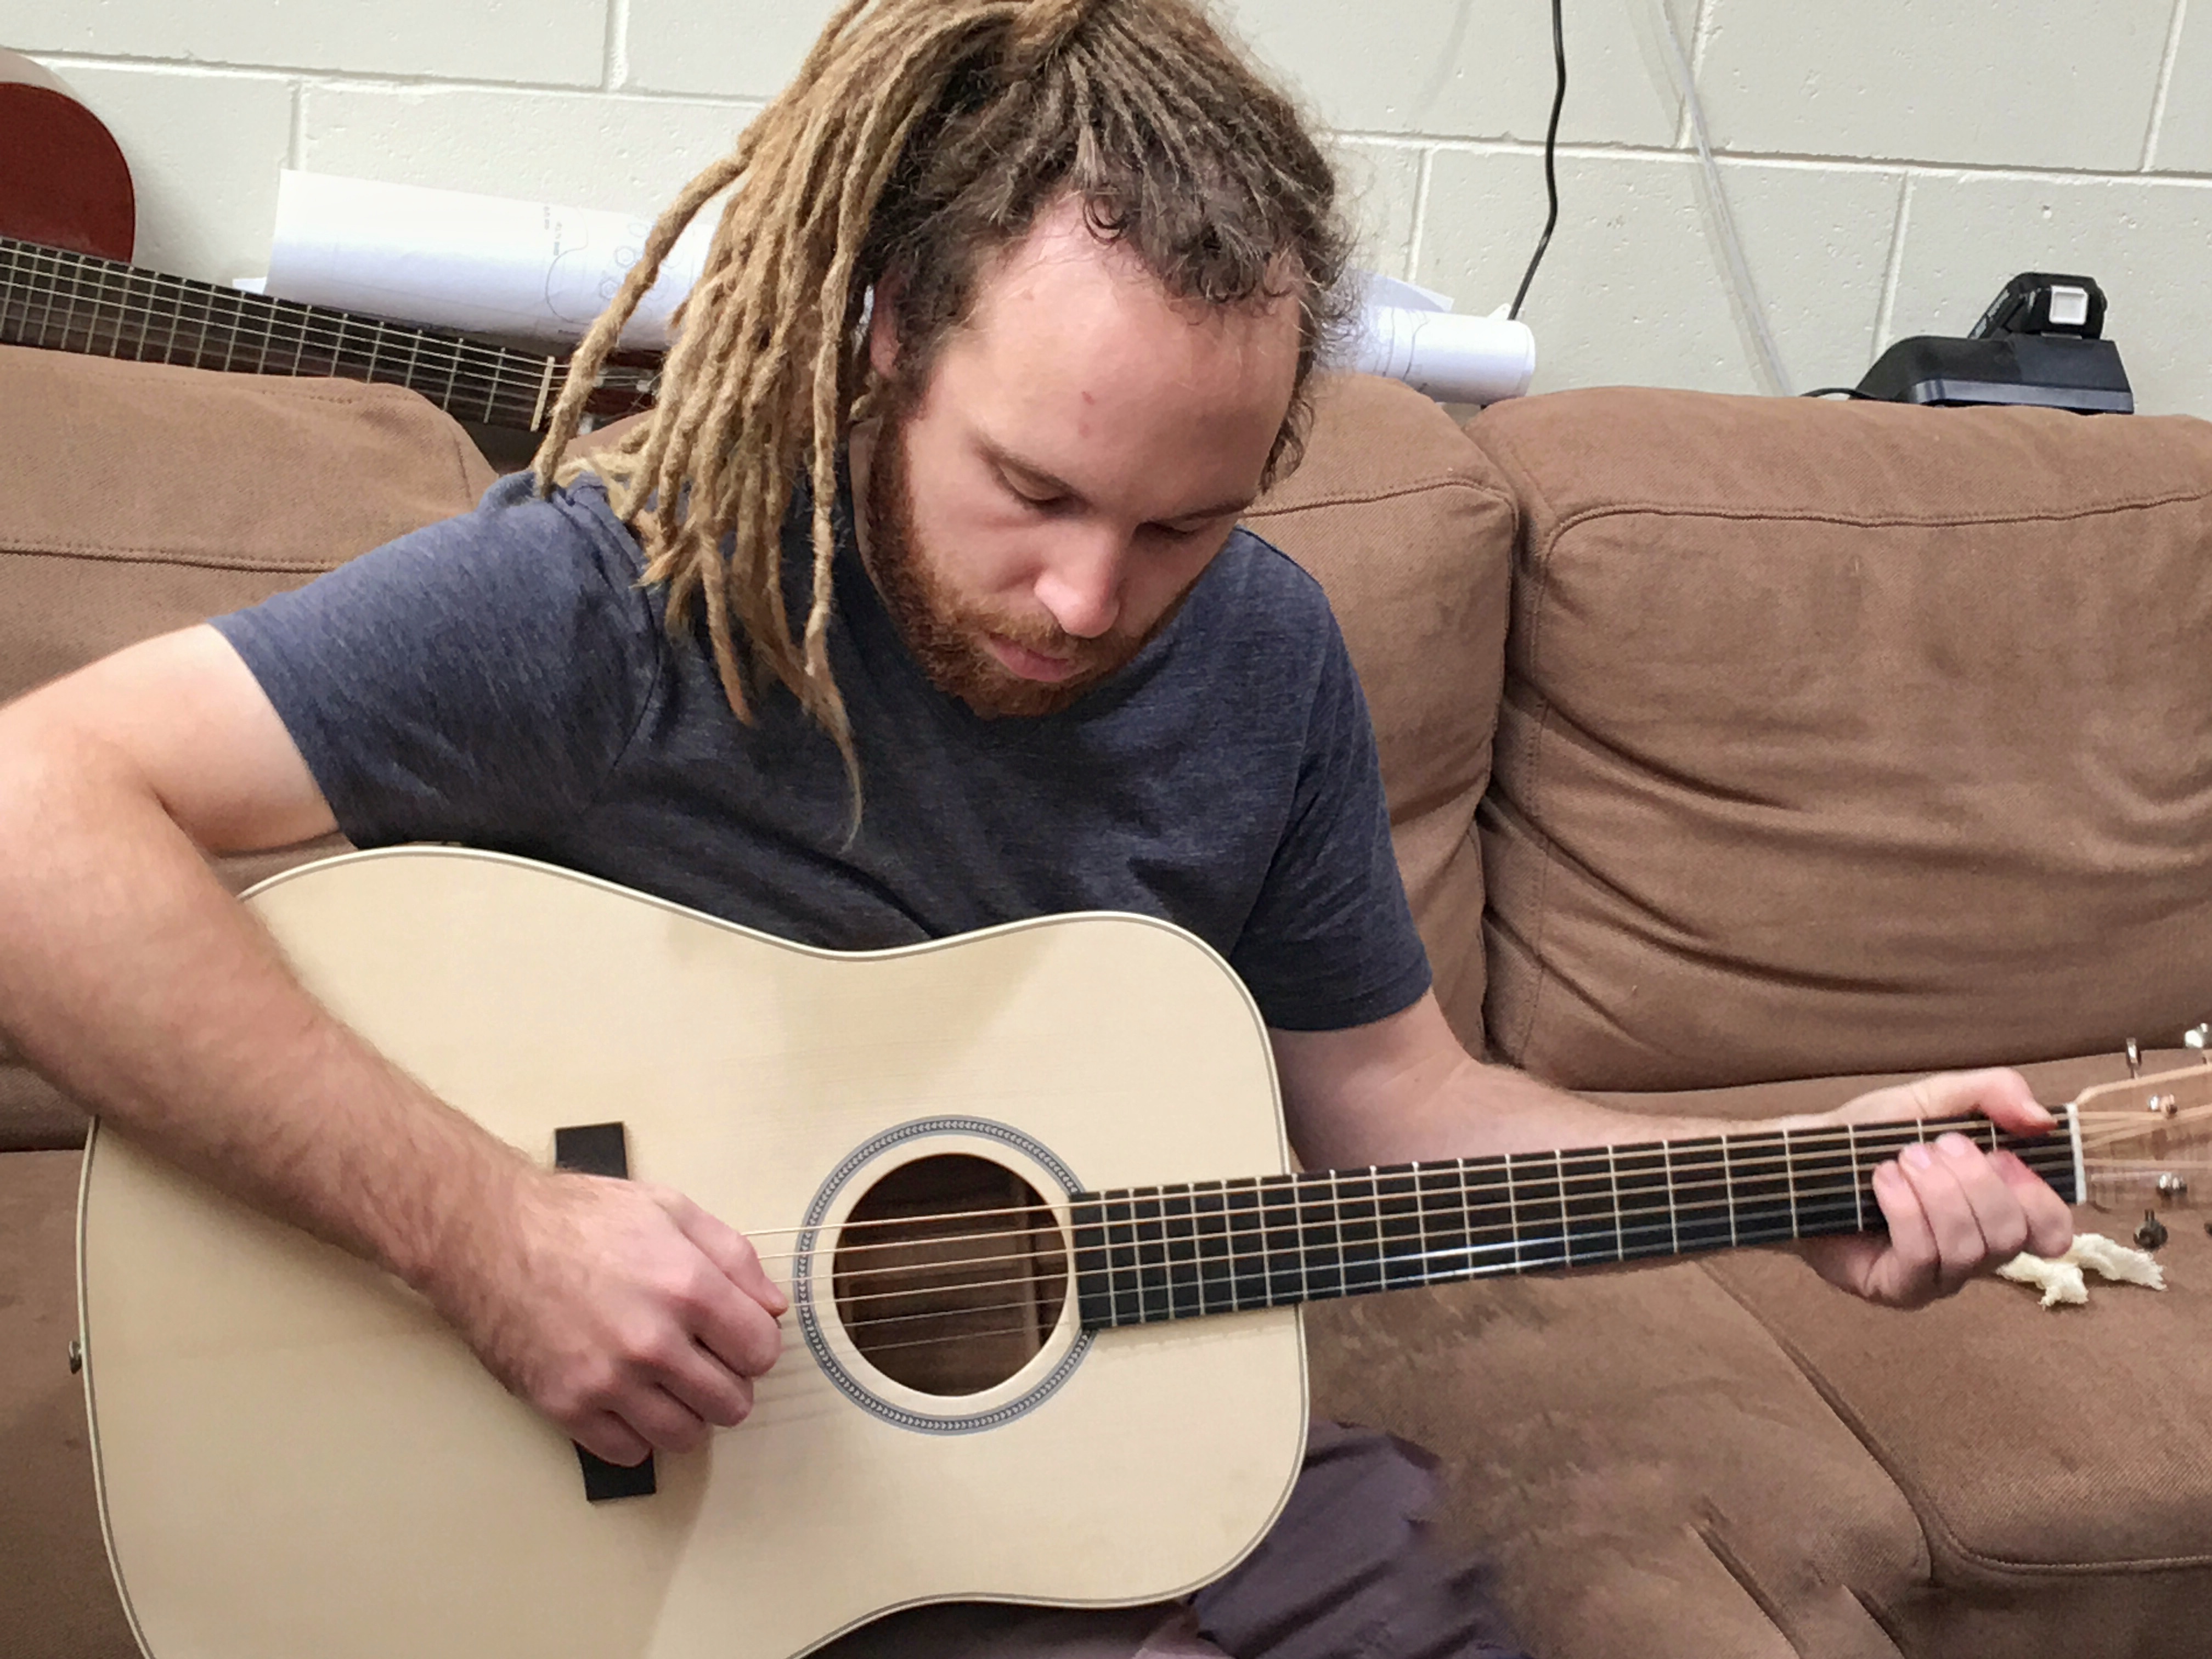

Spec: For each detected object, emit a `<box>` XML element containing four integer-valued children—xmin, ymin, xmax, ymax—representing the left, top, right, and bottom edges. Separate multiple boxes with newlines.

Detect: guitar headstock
<box><xmin>2075</xmin><ymin>1053</ymin><xmax>2212</xmax><ymax>1215</ymax></box>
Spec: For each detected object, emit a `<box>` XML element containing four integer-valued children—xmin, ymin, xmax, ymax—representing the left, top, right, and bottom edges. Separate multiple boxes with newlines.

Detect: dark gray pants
<box><xmin>822</xmin><ymin>1423</ymin><xmax>1531</xmax><ymax>1659</ymax></box>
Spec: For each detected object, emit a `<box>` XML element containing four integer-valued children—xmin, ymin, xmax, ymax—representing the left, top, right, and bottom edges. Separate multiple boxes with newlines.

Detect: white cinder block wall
<box><xmin>9</xmin><ymin>0</ymin><xmax>2211</xmax><ymax>414</ymax></box>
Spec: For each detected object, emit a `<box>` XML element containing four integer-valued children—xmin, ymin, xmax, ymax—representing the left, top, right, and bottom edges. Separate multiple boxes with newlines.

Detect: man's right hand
<box><xmin>431</xmin><ymin>1169</ymin><xmax>788</xmax><ymax>1466</ymax></box>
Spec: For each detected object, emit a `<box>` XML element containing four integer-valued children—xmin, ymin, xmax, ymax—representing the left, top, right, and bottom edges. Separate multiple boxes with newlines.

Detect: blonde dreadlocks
<box><xmin>532</xmin><ymin>0</ymin><xmax>1352</xmax><ymax>803</ymax></box>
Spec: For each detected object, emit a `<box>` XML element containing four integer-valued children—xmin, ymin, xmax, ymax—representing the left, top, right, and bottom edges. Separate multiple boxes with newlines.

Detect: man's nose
<box><xmin>1032</xmin><ymin>531</ymin><xmax>1127</xmax><ymax>640</ymax></box>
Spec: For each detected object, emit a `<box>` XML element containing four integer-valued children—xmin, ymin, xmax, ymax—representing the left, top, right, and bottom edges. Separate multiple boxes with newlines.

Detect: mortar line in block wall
<box><xmin>603</xmin><ymin>0</ymin><xmax>633</xmax><ymax>92</ymax></box>
<box><xmin>1674</xmin><ymin>0</ymin><xmax>1716</xmax><ymax>151</ymax></box>
<box><xmin>2144</xmin><ymin>0</ymin><xmax>2191</xmax><ymax>171</ymax></box>
<box><xmin>286</xmin><ymin>81</ymin><xmax>306</xmax><ymax>170</ymax></box>
<box><xmin>1403</xmin><ymin>148</ymin><xmax>1437</xmax><ymax>281</ymax></box>
<box><xmin>1330</xmin><ymin>132</ymin><xmax>2212</xmax><ymax>188</ymax></box>
<box><xmin>1872</xmin><ymin>174</ymin><xmax>1912</xmax><ymax>353</ymax></box>
<box><xmin>25</xmin><ymin>51</ymin><xmax>725</xmax><ymax>104</ymax></box>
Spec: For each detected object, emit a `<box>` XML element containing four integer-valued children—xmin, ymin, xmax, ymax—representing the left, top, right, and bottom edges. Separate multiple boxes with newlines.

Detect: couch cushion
<box><xmin>1248</xmin><ymin>374</ymin><xmax>1515</xmax><ymax>1051</ymax></box>
<box><xmin>0</xmin><ymin>347</ymin><xmax>495</xmax><ymax>1148</ymax></box>
<box><xmin>1468</xmin><ymin>387</ymin><xmax>2212</xmax><ymax>1091</ymax></box>
<box><xmin>0</xmin><ymin>1148</ymin><xmax>138</xmax><ymax>1658</ymax></box>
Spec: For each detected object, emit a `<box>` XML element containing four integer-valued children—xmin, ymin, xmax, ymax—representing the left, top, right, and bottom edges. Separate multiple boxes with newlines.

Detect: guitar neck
<box><xmin>1069</xmin><ymin>1111</ymin><xmax>2081</xmax><ymax>1330</ymax></box>
<box><xmin>0</xmin><ymin>233</ymin><xmax>600</xmax><ymax>430</ymax></box>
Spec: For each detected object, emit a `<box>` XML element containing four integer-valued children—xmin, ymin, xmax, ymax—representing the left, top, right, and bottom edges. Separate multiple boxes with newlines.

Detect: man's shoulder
<box><xmin>468</xmin><ymin>470</ymin><xmax>650</xmax><ymax>588</ymax></box>
<box><xmin>1200</xmin><ymin>523</ymin><xmax>1341</xmax><ymax>643</ymax></box>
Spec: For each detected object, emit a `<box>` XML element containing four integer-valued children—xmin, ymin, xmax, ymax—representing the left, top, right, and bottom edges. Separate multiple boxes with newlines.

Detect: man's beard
<box><xmin>862</xmin><ymin>415</ymin><xmax>1183</xmax><ymax>720</ymax></box>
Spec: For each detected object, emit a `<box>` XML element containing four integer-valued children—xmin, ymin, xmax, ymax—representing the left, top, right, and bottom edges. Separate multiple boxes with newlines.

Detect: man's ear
<box><xmin>866</xmin><ymin>276</ymin><xmax>905</xmax><ymax>381</ymax></box>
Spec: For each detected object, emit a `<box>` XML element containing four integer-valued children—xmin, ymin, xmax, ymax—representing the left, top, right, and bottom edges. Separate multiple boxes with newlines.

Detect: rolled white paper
<box><xmin>262</xmin><ymin>173</ymin><xmax>1539</xmax><ymax>405</ymax></box>
<box><xmin>264</xmin><ymin>171</ymin><xmax>716</xmax><ymax>348</ymax></box>
<box><xmin>1341</xmin><ymin>306</ymin><xmax>1537</xmax><ymax>406</ymax></box>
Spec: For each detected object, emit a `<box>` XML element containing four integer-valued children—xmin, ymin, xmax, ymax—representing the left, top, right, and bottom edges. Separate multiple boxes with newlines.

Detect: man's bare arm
<box><xmin>0</xmin><ymin>625</ymin><xmax>783</xmax><ymax>1461</ymax></box>
<box><xmin>1271</xmin><ymin>990</ymin><xmax>2073</xmax><ymax>1309</ymax></box>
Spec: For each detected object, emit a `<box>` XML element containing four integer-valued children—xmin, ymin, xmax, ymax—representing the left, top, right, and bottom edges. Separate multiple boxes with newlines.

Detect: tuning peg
<box><xmin>2128</xmin><ymin>1039</ymin><xmax>2142</xmax><ymax>1079</ymax></box>
<box><xmin>2136</xmin><ymin>1209</ymin><xmax>2169</xmax><ymax>1251</ymax></box>
<box><xmin>2188</xmin><ymin>1024</ymin><xmax>2212</xmax><ymax>1060</ymax></box>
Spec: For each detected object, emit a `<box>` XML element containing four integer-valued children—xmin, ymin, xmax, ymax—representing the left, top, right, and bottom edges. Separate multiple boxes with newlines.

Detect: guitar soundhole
<box><xmin>831</xmin><ymin>1154</ymin><xmax>1069</xmax><ymax>1397</ymax></box>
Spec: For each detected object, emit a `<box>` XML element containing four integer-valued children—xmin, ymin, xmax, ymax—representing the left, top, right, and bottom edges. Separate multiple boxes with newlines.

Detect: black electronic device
<box><xmin>1853</xmin><ymin>271</ymin><xmax>2133</xmax><ymax>414</ymax></box>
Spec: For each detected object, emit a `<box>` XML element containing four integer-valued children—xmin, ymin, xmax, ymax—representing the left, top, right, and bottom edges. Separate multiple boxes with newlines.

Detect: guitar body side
<box><xmin>79</xmin><ymin>848</ymin><xmax>1308</xmax><ymax>1659</ymax></box>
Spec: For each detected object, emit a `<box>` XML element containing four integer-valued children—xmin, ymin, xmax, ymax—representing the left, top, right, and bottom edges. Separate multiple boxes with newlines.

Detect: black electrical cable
<box><xmin>1508</xmin><ymin>0</ymin><xmax>1567</xmax><ymax>321</ymax></box>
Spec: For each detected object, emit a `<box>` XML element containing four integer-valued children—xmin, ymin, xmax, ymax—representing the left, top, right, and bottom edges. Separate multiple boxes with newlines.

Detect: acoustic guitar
<box><xmin>0</xmin><ymin>51</ymin><xmax>659</xmax><ymax>430</ymax></box>
<box><xmin>79</xmin><ymin>848</ymin><xmax>2183</xmax><ymax>1659</ymax></box>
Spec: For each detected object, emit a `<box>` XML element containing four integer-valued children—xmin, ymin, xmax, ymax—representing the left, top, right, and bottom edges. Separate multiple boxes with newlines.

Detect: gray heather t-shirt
<box><xmin>212</xmin><ymin>470</ymin><xmax>1430</xmax><ymax>1032</ymax></box>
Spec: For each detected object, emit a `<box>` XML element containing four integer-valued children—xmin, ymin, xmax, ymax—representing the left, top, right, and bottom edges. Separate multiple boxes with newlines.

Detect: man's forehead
<box><xmin>928</xmin><ymin>206</ymin><xmax>1300</xmax><ymax>496</ymax></box>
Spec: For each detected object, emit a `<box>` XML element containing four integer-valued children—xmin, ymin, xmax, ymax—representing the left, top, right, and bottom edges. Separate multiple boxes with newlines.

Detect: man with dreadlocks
<box><xmin>0</xmin><ymin>0</ymin><xmax>2070</xmax><ymax>1653</ymax></box>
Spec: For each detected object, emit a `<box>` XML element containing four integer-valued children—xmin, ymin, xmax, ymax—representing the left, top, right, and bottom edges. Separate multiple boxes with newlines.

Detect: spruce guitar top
<box><xmin>80</xmin><ymin>847</ymin><xmax>2180</xmax><ymax>1659</ymax></box>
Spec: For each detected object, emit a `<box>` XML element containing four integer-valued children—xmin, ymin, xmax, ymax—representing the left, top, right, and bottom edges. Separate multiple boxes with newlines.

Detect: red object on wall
<box><xmin>0</xmin><ymin>52</ymin><xmax>136</xmax><ymax>261</ymax></box>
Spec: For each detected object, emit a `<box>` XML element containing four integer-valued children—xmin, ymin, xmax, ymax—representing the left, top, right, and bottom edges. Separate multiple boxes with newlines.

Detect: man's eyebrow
<box><xmin>984</xmin><ymin>439</ymin><xmax>1254</xmax><ymax>524</ymax></box>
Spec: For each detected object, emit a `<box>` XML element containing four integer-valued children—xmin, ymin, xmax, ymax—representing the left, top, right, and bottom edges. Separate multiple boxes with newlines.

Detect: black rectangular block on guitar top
<box><xmin>553</xmin><ymin>1121</ymin><xmax>658</xmax><ymax>1503</ymax></box>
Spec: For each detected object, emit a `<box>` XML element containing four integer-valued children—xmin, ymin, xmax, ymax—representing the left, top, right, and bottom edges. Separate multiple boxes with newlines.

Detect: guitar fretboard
<box><xmin>0</xmin><ymin>234</ymin><xmax>646</xmax><ymax>430</ymax></box>
<box><xmin>1068</xmin><ymin>1114</ymin><xmax>2078</xmax><ymax>1329</ymax></box>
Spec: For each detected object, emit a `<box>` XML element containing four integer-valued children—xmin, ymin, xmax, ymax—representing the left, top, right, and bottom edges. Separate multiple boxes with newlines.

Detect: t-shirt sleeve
<box><xmin>1229</xmin><ymin>619</ymin><xmax>1434</xmax><ymax>1032</ymax></box>
<box><xmin>208</xmin><ymin>473</ymin><xmax>664</xmax><ymax>852</ymax></box>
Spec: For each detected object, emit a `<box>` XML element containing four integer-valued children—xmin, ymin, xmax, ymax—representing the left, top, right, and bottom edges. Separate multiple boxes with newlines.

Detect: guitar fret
<box><xmin>479</xmin><ymin>346</ymin><xmax>504</xmax><ymax>424</ymax></box>
<box><xmin>1105</xmin><ymin>1190</ymin><xmax>1139</xmax><ymax>1327</ymax></box>
<box><xmin>1606</xmin><ymin>1144</ymin><xmax>1624</xmax><ymax>1262</ymax></box>
<box><xmin>1070</xmin><ymin>1198</ymin><xmax>1112</xmax><ymax>1328</ymax></box>
<box><xmin>533</xmin><ymin>356</ymin><xmax>558</xmax><ymax>430</ymax></box>
<box><xmin>76</xmin><ymin>253</ymin><xmax>108</xmax><ymax>356</ymax></box>
<box><xmin>30</xmin><ymin>245</ymin><xmax>61</xmax><ymax>349</ymax></box>
<box><xmin>1848</xmin><ymin>1123</ymin><xmax>1864</xmax><ymax>1232</ymax></box>
<box><xmin>1552</xmin><ymin>1150</ymin><xmax>1570</xmax><ymax>1267</ymax></box>
<box><xmin>1416</xmin><ymin>1161</ymin><xmax>1466</xmax><ymax>1286</ymax></box>
<box><xmin>1610</xmin><ymin>1140</ymin><xmax>1672</xmax><ymax>1261</ymax></box>
<box><xmin>1409</xmin><ymin>1163</ymin><xmax>1432</xmax><ymax>1286</ymax></box>
<box><xmin>1254</xmin><ymin>1173</ymin><xmax>1296</xmax><ymax>1308</ymax></box>
<box><xmin>26</xmin><ymin>245</ymin><xmax>59</xmax><ymax>348</ymax></box>
<box><xmin>1558</xmin><ymin>1146</ymin><xmax>1620</xmax><ymax>1264</ymax></box>
<box><xmin>1154</xmin><ymin>1184</ymin><xmax>1197</xmax><ymax>1319</ymax></box>
<box><xmin>1782</xmin><ymin>1126</ymin><xmax>1799</xmax><ymax>1238</ymax></box>
<box><xmin>1218</xmin><ymin>1178</ymin><xmax>1261</xmax><ymax>1312</ymax></box>
<box><xmin>1372</xmin><ymin>1165</ymin><xmax>1418</xmax><ymax>1290</ymax></box>
<box><xmin>1790</xmin><ymin>1124</ymin><xmax>1860</xmax><ymax>1238</ymax></box>
<box><xmin>1457</xmin><ymin>1156</ymin><xmax>1515</xmax><ymax>1279</ymax></box>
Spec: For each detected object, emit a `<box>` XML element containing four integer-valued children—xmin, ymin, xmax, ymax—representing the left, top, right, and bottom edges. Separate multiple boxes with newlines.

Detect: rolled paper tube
<box><xmin>1340</xmin><ymin>306</ymin><xmax>1538</xmax><ymax>406</ymax></box>
<box><xmin>264</xmin><ymin>170</ymin><xmax>716</xmax><ymax>349</ymax></box>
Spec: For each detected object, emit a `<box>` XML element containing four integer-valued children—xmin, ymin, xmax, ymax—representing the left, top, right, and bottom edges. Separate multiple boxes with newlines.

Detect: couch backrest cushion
<box><xmin>1246</xmin><ymin>374</ymin><xmax>1516</xmax><ymax>1051</ymax></box>
<box><xmin>1469</xmin><ymin>387</ymin><xmax>2212</xmax><ymax>1091</ymax></box>
<box><xmin>0</xmin><ymin>346</ymin><xmax>495</xmax><ymax>1148</ymax></box>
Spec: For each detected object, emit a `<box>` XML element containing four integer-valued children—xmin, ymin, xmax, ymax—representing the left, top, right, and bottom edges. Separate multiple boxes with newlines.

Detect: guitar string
<box><xmin>736</xmin><ymin>1113</ymin><xmax>2088</xmax><ymax>1263</ymax></box>
<box><xmin>0</xmin><ymin>239</ymin><xmax>548</xmax><ymax>385</ymax></box>
<box><xmin>741</xmin><ymin>1203</ymin><xmax>1942</xmax><ymax>1372</ymax></box>
<box><xmin>782</xmin><ymin>1142</ymin><xmax>2083</xmax><ymax>1318</ymax></box>
<box><xmin>0</xmin><ymin>281</ymin><xmax>547</xmax><ymax>408</ymax></box>
<box><xmin>733</xmin><ymin>1105</ymin><xmax>2139</xmax><ymax>1250</ymax></box>
<box><xmin>0</xmin><ymin>242</ymin><xmax>633</xmax><ymax>421</ymax></box>
<box><xmin>766</xmin><ymin>1133</ymin><xmax>2151</xmax><ymax>1275</ymax></box>
<box><xmin>742</xmin><ymin>1154</ymin><xmax>2139</xmax><ymax>1383</ymax></box>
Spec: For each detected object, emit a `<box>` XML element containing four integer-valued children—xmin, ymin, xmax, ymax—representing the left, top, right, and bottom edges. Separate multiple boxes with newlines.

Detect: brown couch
<box><xmin>4</xmin><ymin>343</ymin><xmax>2210</xmax><ymax>1658</ymax></box>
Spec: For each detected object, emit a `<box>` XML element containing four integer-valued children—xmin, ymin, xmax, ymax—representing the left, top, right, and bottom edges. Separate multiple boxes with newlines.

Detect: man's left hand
<box><xmin>1800</xmin><ymin>1068</ymin><xmax>2075</xmax><ymax>1308</ymax></box>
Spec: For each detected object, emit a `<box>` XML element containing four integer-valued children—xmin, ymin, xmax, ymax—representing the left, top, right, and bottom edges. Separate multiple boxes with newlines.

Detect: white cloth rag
<box><xmin>1997</xmin><ymin>1232</ymin><xmax>2166</xmax><ymax>1308</ymax></box>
